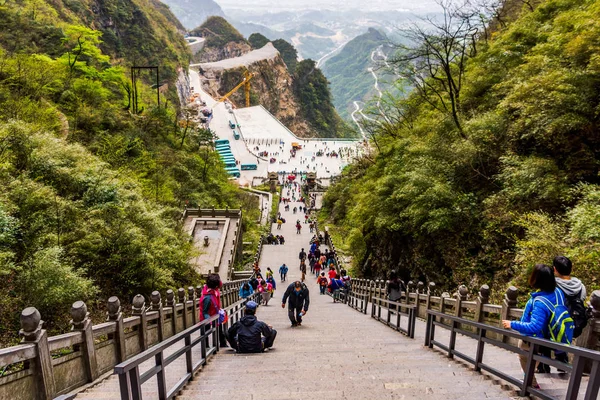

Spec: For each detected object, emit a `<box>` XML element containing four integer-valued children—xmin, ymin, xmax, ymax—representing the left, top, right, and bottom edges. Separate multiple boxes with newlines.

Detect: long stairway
<box><xmin>177</xmin><ymin>184</ymin><xmax>516</xmax><ymax>400</ymax></box>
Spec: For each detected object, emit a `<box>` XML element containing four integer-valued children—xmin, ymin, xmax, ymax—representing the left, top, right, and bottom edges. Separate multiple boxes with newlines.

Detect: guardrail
<box><xmin>0</xmin><ymin>280</ymin><xmax>250</xmax><ymax>400</ymax></box>
<box><xmin>114</xmin><ymin>292</ymin><xmax>260</xmax><ymax>400</ymax></box>
<box><xmin>371</xmin><ymin>297</ymin><xmax>416</xmax><ymax>339</ymax></box>
<box><xmin>348</xmin><ymin>279</ymin><xmax>600</xmax><ymax>353</ymax></box>
<box><xmin>426</xmin><ymin>310</ymin><xmax>600</xmax><ymax>399</ymax></box>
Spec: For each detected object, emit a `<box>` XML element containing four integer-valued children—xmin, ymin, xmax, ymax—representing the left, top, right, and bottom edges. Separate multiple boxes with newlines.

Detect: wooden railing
<box><xmin>349</xmin><ymin>278</ymin><xmax>600</xmax><ymax>352</ymax></box>
<box><xmin>0</xmin><ymin>280</ymin><xmax>249</xmax><ymax>400</ymax></box>
<box><xmin>426</xmin><ymin>310</ymin><xmax>600</xmax><ymax>399</ymax></box>
<box><xmin>114</xmin><ymin>292</ymin><xmax>260</xmax><ymax>400</ymax></box>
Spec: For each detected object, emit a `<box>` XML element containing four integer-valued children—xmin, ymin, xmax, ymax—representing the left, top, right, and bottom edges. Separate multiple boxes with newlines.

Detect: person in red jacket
<box><xmin>199</xmin><ymin>274</ymin><xmax>227</xmax><ymax>347</ymax></box>
<box><xmin>328</xmin><ymin>265</ymin><xmax>337</xmax><ymax>280</ymax></box>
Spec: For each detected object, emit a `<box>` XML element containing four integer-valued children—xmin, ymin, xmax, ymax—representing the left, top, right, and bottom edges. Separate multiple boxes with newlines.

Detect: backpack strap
<box><xmin>534</xmin><ymin>296</ymin><xmax>554</xmax><ymax>313</ymax></box>
<box><xmin>554</xmin><ymin>288</ymin><xmax>566</xmax><ymax>306</ymax></box>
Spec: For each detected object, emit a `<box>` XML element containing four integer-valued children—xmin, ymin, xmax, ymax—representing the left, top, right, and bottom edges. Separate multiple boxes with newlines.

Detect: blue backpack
<box><xmin>536</xmin><ymin>289</ymin><xmax>574</xmax><ymax>345</ymax></box>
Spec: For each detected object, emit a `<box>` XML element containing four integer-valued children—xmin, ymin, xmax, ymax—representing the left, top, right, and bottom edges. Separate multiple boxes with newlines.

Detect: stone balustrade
<box><xmin>0</xmin><ymin>279</ymin><xmax>248</xmax><ymax>400</ymax></box>
<box><xmin>350</xmin><ymin>278</ymin><xmax>600</xmax><ymax>351</ymax></box>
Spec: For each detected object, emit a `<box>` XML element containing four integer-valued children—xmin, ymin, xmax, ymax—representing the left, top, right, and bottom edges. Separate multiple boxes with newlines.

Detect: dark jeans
<box><xmin>320</xmin><ymin>285</ymin><xmax>326</xmax><ymax>294</ymax></box>
<box><xmin>288</xmin><ymin>307</ymin><xmax>303</xmax><ymax>325</ymax></box>
<box><xmin>263</xmin><ymin>329</ymin><xmax>277</xmax><ymax>349</ymax></box>
<box><xmin>280</xmin><ymin>273</ymin><xmax>287</xmax><ymax>282</ymax></box>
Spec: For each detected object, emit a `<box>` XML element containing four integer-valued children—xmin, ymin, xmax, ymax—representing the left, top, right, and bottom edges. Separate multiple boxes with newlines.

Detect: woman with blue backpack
<box><xmin>502</xmin><ymin>264</ymin><xmax>574</xmax><ymax>389</ymax></box>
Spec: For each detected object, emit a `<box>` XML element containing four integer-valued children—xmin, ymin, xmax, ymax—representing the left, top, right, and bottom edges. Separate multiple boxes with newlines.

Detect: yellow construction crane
<box><xmin>217</xmin><ymin>70</ymin><xmax>253</xmax><ymax>108</ymax></box>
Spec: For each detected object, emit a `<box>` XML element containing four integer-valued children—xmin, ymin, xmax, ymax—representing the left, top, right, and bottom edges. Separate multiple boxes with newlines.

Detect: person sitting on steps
<box><xmin>227</xmin><ymin>301</ymin><xmax>277</xmax><ymax>353</ymax></box>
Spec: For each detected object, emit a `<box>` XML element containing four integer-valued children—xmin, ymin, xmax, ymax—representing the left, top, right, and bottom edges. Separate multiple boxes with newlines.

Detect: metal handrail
<box><xmin>346</xmin><ymin>291</ymin><xmax>369</xmax><ymax>314</ymax></box>
<box><xmin>425</xmin><ymin>309</ymin><xmax>600</xmax><ymax>400</ymax></box>
<box><xmin>114</xmin><ymin>293</ymin><xmax>259</xmax><ymax>400</ymax></box>
<box><xmin>371</xmin><ymin>297</ymin><xmax>417</xmax><ymax>339</ymax></box>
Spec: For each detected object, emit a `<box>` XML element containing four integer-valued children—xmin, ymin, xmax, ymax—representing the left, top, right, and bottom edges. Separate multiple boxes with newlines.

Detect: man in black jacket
<box><xmin>227</xmin><ymin>301</ymin><xmax>277</xmax><ymax>353</ymax></box>
<box><xmin>281</xmin><ymin>281</ymin><xmax>310</xmax><ymax>327</ymax></box>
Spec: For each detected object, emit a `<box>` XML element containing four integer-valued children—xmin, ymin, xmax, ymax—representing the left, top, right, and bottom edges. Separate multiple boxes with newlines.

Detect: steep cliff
<box><xmin>198</xmin><ymin>43</ymin><xmax>313</xmax><ymax>136</ymax></box>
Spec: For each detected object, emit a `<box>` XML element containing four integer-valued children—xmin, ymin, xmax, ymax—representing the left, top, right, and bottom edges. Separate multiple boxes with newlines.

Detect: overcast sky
<box><xmin>215</xmin><ymin>0</ymin><xmax>442</xmax><ymax>12</ymax></box>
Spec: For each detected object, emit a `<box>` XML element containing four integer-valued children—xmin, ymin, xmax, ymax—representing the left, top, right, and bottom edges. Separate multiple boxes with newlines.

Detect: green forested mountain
<box><xmin>293</xmin><ymin>59</ymin><xmax>350</xmax><ymax>138</ymax></box>
<box><xmin>190</xmin><ymin>16</ymin><xmax>249</xmax><ymax>48</ymax></box>
<box><xmin>322</xmin><ymin>0</ymin><xmax>600</xmax><ymax>296</ymax></box>
<box><xmin>0</xmin><ymin>0</ymin><xmax>245</xmax><ymax>344</ymax></box>
<box><xmin>321</xmin><ymin>28</ymin><xmax>387</xmax><ymax>120</ymax></box>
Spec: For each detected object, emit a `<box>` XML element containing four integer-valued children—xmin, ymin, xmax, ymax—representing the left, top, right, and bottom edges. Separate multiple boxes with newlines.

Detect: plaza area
<box><xmin>188</xmin><ymin>69</ymin><xmax>365</xmax><ymax>186</ymax></box>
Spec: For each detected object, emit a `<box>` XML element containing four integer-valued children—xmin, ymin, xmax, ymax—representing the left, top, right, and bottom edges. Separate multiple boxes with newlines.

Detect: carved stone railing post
<box><xmin>178</xmin><ymin>288</ymin><xmax>187</xmax><ymax>329</ymax></box>
<box><xmin>501</xmin><ymin>286</ymin><xmax>518</xmax><ymax>343</ymax></box>
<box><xmin>440</xmin><ymin>292</ymin><xmax>450</xmax><ymax>315</ymax></box>
<box><xmin>70</xmin><ymin>301</ymin><xmax>99</xmax><ymax>382</ymax></box>
<box><xmin>579</xmin><ymin>291</ymin><xmax>600</xmax><ymax>372</ymax></box>
<box><xmin>166</xmin><ymin>289</ymin><xmax>176</xmax><ymax>337</ymax></box>
<box><xmin>107</xmin><ymin>296</ymin><xmax>126</xmax><ymax>363</ymax></box>
<box><xmin>474</xmin><ymin>285</ymin><xmax>490</xmax><ymax>323</ymax></box>
<box><xmin>407</xmin><ymin>281</ymin><xmax>414</xmax><ymax>306</ymax></box>
<box><xmin>189</xmin><ymin>287</ymin><xmax>197</xmax><ymax>324</ymax></box>
<box><xmin>416</xmin><ymin>282</ymin><xmax>424</xmax><ymax>317</ymax></box>
<box><xmin>151</xmin><ymin>291</ymin><xmax>164</xmax><ymax>342</ymax></box>
<box><xmin>20</xmin><ymin>307</ymin><xmax>55</xmax><ymax>400</ymax></box>
<box><xmin>456</xmin><ymin>285</ymin><xmax>468</xmax><ymax>318</ymax></box>
<box><xmin>426</xmin><ymin>282</ymin><xmax>435</xmax><ymax>312</ymax></box>
<box><xmin>132</xmin><ymin>294</ymin><xmax>148</xmax><ymax>350</ymax></box>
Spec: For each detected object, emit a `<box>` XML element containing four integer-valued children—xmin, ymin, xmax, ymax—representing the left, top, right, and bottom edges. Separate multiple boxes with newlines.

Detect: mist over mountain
<box><xmin>161</xmin><ymin>0</ymin><xmax>225</xmax><ymax>29</ymax></box>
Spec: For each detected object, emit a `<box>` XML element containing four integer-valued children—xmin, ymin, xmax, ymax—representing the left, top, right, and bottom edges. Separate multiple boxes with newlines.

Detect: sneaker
<box><xmin>532</xmin><ymin>383</ymin><xmax>541</xmax><ymax>390</ymax></box>
<box><xmin>297</xmin><ymin>322</ymin><xmax>302</xmax><ymax>326</ymax></box>
<box><xmin>291</xmin><ymin>323</ymin><xmax>298</xmax><ymax>327</ymax></box>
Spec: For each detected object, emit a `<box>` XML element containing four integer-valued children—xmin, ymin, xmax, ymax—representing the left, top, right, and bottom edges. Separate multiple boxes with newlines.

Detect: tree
<box><xmin>196</xmin><ymin>128</ymin><xmax>215</xmax><ymax>182</ymax></box>
<box><xmin>391</xmin><ymin>0</ymin><xmax>481</xmax><ymax>137</ymax></box>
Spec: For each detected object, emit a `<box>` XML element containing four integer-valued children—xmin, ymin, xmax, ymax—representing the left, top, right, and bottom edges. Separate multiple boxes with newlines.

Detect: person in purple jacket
<box><xmin>502</xmin><ymin>264</ymin><xmax>558</xmax><ymax>389</ymax></box>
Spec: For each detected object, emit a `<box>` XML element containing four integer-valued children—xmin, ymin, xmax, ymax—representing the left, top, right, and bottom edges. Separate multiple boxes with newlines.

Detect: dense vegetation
<box><xmin>322</xmin><ymin>0</ymin><xmax>600</xmax><ymax>297</ymax></box>
<box><xmin>190</xmin><ymin>16</ymin><xmax>249</xmax><ymax>49</ymax></box>
<box><xmin>249</xmin><ymin>33</ymin><xmax>299</xmax><ymax>73</ymax></box>
<box><xmin>321</xmin><ymin>28</ymin><xmax>388</xmax><ymax>120</ymax></box>
<box><xmin>248</xmin><ymin>33</ymin><xmax>270</xmax><ymax>49</ymax></box>
<box><xmin>293</xmin><ymin>59</ymin><xmax>350</xmax><ymax>138</ymax></box>
<box><xmin>0</xmin><ymin>0</ymin><xmax>248</xmax><ymax>344</ymax></box>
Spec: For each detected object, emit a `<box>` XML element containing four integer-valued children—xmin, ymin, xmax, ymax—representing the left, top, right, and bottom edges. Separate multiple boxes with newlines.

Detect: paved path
<box><xmin>178</xmin><ymin>184</ymin><xmax>515</xmax><ymax>400</ymax></box>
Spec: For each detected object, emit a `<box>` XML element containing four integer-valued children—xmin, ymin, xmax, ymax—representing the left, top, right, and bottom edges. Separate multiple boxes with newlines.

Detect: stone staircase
<box><xmin>176</xmin><ymin>184</ymin><xmax>519</xmax><ymax>400</ymax></box>
<box><xmin>73</xmin><ymin>183</ymin><xmax>591</xmax><ymax>400</ymax></box>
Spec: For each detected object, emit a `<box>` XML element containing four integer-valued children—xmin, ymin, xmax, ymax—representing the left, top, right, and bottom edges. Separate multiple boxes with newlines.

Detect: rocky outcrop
<box><xmin>197</xmin><ymin>41</ymin><xmax>252</xmax><ymax>63</ymax></box>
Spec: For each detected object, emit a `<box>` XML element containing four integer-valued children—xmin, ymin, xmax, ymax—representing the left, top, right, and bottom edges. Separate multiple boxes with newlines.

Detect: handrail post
<box><xmin>151</xmin><ymin>291</ymin><xmax>164</xmax><ymax>342</ymax></box>
<box><xmin>132</xmin><ymin>294</ymin><xmax>148</xmax><ymax>351</ymax></box>
<box><xmin>19</xmin><ymin>307</ymin><xmax>56</xmax><ymax>400</ymax></box>
<box><xmin>70</xmin><ymin>301</ymin><xmax>99</xmax><ymax>382</ymax></box>
<box><xmin>474</xmin><ymin>285</ymin><xmax>490</xmax><ymax>324</ymax></box>
<box><xmin>165</xmin><ymin>290</ymin><xmax>177</xmax><ymax>338</ymax></box>
<box><xmin>424</xmin><ymin>312</ymin><xmax>433</xmax><ymax>348</ymax></box>
<box><xmin>501</xmin><ymin>286</ymin><xmax>518</xmax><ymax>344</ymax></box>
<box><xmin>578</xmin><ymin>290</ymin><xmax>600</xmax><ymax>372</ymax></box>
<box><xmin>178</xmin><ymin>288</ymin><xmax>188</xmax><ymax>329</ymax></box>
<box><xmin>474</xmin><ymin>328</ymin><xmax>486</xmax><ymax>372</ymax></box>
<box><xmin>107</xmin><ymin>296</ymin><xmax>126</xmax><ymax>363</ymax></box>
<box><xmin>190</xmin><ymin>287</ymin><xmax>198</xmax><ymax>325</ymax></box>
<box><xmin>155</xmin><ymin>351</ymin><xmax>167</xmax><ymax>400</ymax></box>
